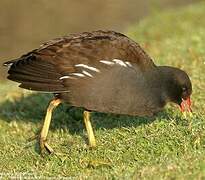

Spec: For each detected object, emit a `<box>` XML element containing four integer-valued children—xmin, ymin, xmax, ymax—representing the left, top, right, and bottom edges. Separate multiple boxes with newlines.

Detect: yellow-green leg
<box><xmin>83</xmin><ymin>110</ymin><xmax>96</xmax><ymax>148</ymax></box>
<box><xmin>39</xmin><ymin>98</ymin><xmax>61</xmax><ymax>154</ymax></box>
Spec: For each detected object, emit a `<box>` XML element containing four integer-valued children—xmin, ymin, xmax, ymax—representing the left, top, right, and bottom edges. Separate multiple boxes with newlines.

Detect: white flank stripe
<box><xmin>125</xmin><ymin>61</ymin><xmax>132</xmax><ymax>67</ymax></box>
<box><xmin>100</xmin><ymin>60</ymin><xmax>115</xmax><ymax>65</ymax></box>
<box><xmin>113</xmin><ymin>59</ymin><xmax>127</xmax><ymax>67</ymax></box>
<box><xmin>70</xmin><ymin>73</ymin><xmax>85</xmax><ymax>77</ymax></box>
<box><xmin>75</xmin><ymin>64</ymin><xmax>100</xmax><ymax>72</ymax></box>
<box><xmin>59</xmin><ymin>76</ymin><xmax>72</xmax><ymax>80</ymax></box>
<box><xmin>7</xmin><ymin>62</ymin><xmax>13</xmax><ymax>66</ymax></box>
<box><xmin>4</xmin><ymin>62</ymin><xmax>13</xmax><ymax>68</ymax></box>
<box><xmin>7</xmin><ymin>63</ymin><xmax>13</xmax><ymax>68</ymax></box>
<box><xmin>82</xmin><ymin>70</ymin><xmax>93</xmax><ymax>77</ymax></box>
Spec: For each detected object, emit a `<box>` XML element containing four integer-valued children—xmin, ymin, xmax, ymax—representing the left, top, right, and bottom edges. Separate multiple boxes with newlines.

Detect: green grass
<box><xmin>0</xmin><ymin>2</ymin><xmax>205</xmax><ymax>179</ymax></box>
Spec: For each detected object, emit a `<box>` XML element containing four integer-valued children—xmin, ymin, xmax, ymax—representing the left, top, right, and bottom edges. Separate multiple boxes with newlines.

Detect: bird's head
<box><xmin>159</xmin><ymin>66</ymin><xmax>192</xmax><ymax>113</ymax></box>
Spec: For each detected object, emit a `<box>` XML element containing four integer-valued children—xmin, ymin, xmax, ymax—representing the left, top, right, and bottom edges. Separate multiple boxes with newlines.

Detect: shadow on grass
<box><xmin>0</xmin><ymin>93</ymin><xmax>172</xmax><ymax>135</ymax></box>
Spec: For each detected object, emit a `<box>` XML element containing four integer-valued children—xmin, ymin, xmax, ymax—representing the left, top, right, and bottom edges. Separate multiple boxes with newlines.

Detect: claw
<box><xmin>39</xmin><ymin>137</ymin><xmax>54</xmax><ymax>155</ymax></box>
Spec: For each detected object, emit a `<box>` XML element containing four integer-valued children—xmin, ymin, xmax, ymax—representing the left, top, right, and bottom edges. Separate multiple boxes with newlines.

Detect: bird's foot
<box><xmin>88</xmin><ymin>138</ymin><xmax>96</xmax><ymax>149</ymax></box>
<box><xmin>39</xmin><ymin>137</ymin><xmax>54</xmax><ymax>155</ymax></box>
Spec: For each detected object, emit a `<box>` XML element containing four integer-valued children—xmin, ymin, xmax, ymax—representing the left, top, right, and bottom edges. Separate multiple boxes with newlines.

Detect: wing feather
<box><xmin>4</xmin><ymin>54</ymin><xmax>66</xmax><ymax>92</ymax></box>
<box><xmin>4</xmin><ymin>30</ymin><xmax>156</xmax><ymax>94</ymax></box>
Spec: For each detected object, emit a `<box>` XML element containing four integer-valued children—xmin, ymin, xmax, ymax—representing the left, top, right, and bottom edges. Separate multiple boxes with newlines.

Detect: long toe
<box><xmin>39</xmin><ymin>137</ymin><xmax>54</xmax><ymax>155</ymax></box>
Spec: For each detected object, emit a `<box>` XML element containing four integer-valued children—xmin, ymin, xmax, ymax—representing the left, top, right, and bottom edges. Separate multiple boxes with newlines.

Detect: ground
<box><xmin>0</xmin><ymin>2</ymin><xmax>205</xmax><ymax>179</ymax></box>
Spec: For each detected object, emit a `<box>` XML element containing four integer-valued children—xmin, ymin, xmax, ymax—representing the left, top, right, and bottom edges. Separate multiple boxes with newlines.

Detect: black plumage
<box><xmin>4</xmin><ymin>30</ymin><xmax>192</xmax><ymax>116</ymax></box>
<box><xmin>3</xmin><ymin>30</ymin><xmax>192</xmax><ymax>153</ymax></box>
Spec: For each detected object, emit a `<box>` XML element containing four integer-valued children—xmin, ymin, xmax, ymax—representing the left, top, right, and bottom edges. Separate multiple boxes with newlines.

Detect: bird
<box><xmin>3</xmin><ymin>30</ymin><xmax>192</xmax><ymax>154</ymax></box>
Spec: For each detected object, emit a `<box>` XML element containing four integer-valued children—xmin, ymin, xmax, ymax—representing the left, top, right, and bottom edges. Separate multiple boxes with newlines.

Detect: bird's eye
<box><xmin>182</xmin><ymin>87</ymin><xmax>187</xmax><ymax>92</ymax></box>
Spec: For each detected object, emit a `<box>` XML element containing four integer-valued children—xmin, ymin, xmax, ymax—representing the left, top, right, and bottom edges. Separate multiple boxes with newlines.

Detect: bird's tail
<box><xmin>3</xmin><ymin>55</ymin><xmax>67</xmax><ymax>93</ymax></box>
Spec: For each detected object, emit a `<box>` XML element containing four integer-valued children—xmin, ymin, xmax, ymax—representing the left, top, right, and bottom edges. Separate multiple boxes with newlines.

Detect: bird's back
<box><xmin>4</xmin><ymin>30</ymin><xmax>162</xmax><ymax>116</ymax></box>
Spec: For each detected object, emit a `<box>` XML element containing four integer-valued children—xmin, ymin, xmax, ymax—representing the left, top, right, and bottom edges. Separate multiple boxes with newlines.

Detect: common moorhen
<box><xmin>3</xmin><ymin>30</ymin><xmax>192</xmax><ymax>154</ymax></box>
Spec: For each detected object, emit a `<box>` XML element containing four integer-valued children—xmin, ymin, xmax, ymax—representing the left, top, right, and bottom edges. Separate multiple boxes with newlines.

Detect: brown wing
<box><xmin>4</xmin><ymin>30</ymin><xmax>156</xmax><ymax>92</ymax></box>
